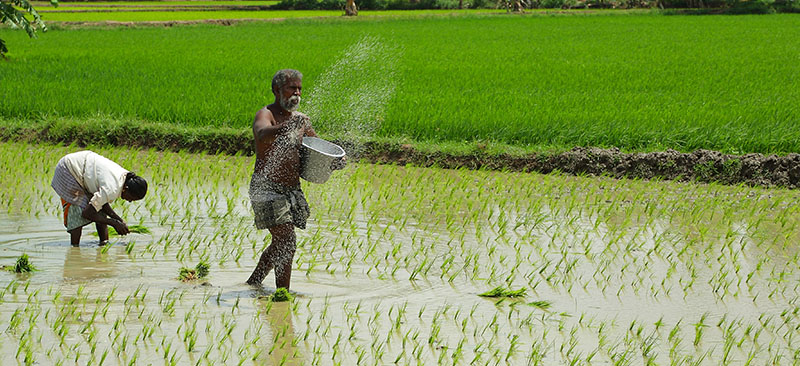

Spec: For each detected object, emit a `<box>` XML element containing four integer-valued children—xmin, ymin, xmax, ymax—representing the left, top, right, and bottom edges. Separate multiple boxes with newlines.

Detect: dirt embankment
<box><xmin>362</xmin><ymin>143</ymin><xmax>800</xmax><ymax>189</ymax></box>
<box><xmin>2</xmin><ymin>120</ymin><xmax>799</xmax><ymax>189</ymax></box>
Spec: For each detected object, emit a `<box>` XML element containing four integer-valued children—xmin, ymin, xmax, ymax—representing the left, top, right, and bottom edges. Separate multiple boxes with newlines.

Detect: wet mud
<box><xmin>365</xmin><ymin>143</ymin><xmax>800</xmax><ymax>189</ymax></box>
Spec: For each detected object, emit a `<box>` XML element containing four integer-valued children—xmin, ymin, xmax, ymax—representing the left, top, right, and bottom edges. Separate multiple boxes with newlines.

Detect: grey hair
<box><xmin>271</xmin><ymin>69</ymin><xmax>303</xmax><ymax>95</ymax></box>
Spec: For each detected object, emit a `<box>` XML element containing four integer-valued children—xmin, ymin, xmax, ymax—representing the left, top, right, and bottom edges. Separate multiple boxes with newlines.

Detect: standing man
<box><xmin>246</xmin><ymin>69</ymin><xmax>344</xmax><ymax>290</ymax></box>
<box><xmin>51</xmin><ymin>151</ymin><xmax>147</xmax><ymax>246</ymax></box>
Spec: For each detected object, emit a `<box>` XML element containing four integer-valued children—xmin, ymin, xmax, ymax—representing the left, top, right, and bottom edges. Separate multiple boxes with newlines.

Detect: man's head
<box><xmin>121</xmin><ymin>173</ymin><xmax>147</xmax><ymax>202</ymax></box>
<box><xmin>271</xmin><ymin>69</ymin><xmax>303</xmax><ymax>112</ymax></box>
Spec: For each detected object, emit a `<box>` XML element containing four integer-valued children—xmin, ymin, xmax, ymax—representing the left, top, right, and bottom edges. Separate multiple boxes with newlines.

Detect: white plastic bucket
<box><xmin>300</xmin><ymin>137</ymin><xmax>346</xmax><ymax>184</ymax></box>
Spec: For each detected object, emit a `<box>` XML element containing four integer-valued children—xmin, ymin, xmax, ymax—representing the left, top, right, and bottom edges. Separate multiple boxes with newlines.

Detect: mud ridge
<box><xmin>2</xmin><ymin>121</ymin><xmax>798</xmax><ymax>189</ymax></box>
<box><xmin>359</xmin><ymin>143</ymin><xmax>800</xmax><ymax>189</ymax></box>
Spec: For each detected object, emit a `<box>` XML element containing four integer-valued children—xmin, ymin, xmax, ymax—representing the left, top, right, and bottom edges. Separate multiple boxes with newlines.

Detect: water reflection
<box><xmin>257</xmin><ymin>299</ymin><xmax>303</xmax><ymax>366</ymax></box>
<box><xmin>62</xmin><ymin>246</ymin><xmax>120</xmax><ymax>282</ymax></box>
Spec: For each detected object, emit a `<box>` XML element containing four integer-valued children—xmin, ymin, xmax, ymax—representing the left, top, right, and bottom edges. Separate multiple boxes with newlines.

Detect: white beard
<box><xmin>280</xmin><ymin>95</ymin><xmax>301</xmax><ymax>112</ymax></box>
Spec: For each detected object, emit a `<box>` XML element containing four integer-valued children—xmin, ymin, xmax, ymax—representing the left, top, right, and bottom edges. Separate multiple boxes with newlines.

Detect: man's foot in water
<box><xmin>246</xmin><ymin>263</ymin><xmax>273</xmax><ymax>286</ymax></box>
<box><xmin>246</xmin><ymin>280</ymin><xmax>261</xmax><ymax>286</ymax></box>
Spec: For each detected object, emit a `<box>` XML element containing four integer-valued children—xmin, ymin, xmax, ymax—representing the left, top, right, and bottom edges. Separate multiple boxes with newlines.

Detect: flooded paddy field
<box><xmin>2</xmin><ymin>141</ymin><xmax>800</xmax><ymax>365</ymax></box>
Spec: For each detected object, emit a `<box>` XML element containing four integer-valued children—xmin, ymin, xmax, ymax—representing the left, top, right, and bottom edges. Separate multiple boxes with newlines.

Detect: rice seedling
<box><xmin>118</xmin><ymin>224</ymin><xmax>151</xmax><ymax>236</ymax></box>
<box><xmin>268</xmin><ymin>288</ymin><xmax>293</xmax><ymax>303</ymax></box>
<box><xmin>479</xmin><ymin>286</ymin><xmax>527</xmax><ymax>298</ymax></box>
<box><xmin>177</xmin><ymin>260</ymin><xmax>210</xmax><ymax>282</ymax></box>
<box><xmin>527</xmin><ymin>300</ymin><xmax>552</xmax><ymax>311</ymax></box>
<box><xmin>1</xmin><ymin>254</ymin><xmax>37</xmax><ymax>273</ymax></box>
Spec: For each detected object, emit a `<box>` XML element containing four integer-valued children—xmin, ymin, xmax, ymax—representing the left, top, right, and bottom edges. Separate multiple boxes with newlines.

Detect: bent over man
<box><xmin>51</xmin><ymin>151</ymin><xmax>147</xmax><ymax>246</ymax></box>
<box><xmin>246</xmin><ymin>69</ymin><xmax>344</xmax><ymax>289</ymax></box>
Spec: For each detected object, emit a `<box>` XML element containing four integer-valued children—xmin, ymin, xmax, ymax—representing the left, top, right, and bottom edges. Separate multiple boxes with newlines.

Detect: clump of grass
<box><xmin>178</xmin><ymin>261</ymin><xmax>210</xmax><ymax>282</ymax></box>
<box><xmin>478</xmin><ymin>286</ymin><xmax>526</xmax><ymax>298</ymax></box>
<box><xmin>2</xmin><ymin>254</ymin><xmax>37</xmax><ymax>273</ymax></box>
<box><xmin>270</xmin><ymin>288</ymin><xmax>293</xmax><ymax>302</ymax></box>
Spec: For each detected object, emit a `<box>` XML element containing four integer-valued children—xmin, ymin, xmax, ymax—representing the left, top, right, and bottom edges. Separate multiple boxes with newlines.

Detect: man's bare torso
<box><xmin>253</xmin><ymin>104</ymin><xmax>308</xmax><ymax>187</ymax></box>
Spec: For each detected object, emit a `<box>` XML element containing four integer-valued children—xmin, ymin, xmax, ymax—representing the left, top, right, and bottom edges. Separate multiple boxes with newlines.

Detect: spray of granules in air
<box><xmin>303</xmin><ymin>35</ymin><xmax>401</xmax><ymax>158</ymax></box>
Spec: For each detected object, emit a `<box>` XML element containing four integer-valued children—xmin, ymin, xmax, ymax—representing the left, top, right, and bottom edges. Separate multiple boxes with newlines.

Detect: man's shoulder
<box><xmin>254</xmin><ymin>105</ymin><xmax>277</xmax><ymax>124</ymax></box>
<box><xmin>256</xmin><ymin>105</ymin><xmax>274</xmax><ymax>116</ymax></box>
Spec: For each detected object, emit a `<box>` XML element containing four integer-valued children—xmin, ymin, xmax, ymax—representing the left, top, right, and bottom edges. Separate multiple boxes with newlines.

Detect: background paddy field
<box><xmin>3</xmin><ymin>6</ymin><xmax>800</xmax><ymax>365</ymax></box>
<box><xmin>2</xmin><ymin>141</ymin><xmax>800</xmax><ymax>365</ymax></box>
<box><xmin>1</xmin><ymin>13</ymin><xmax>799</xmax><ymax>154</ymax></box>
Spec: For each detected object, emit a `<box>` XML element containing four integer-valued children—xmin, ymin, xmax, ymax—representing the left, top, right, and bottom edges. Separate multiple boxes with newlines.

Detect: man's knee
<box><xmin>269</xmin><ymin>223</ymin><xmax>295</xmax><ymax>241</ymax></box>
<box><xmin>269</xmin><ymin>223</ymin><xmax>297</xmax><ymax>260</ymax></box>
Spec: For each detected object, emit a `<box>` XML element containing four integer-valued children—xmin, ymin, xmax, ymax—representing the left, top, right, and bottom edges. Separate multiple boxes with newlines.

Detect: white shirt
<box><xmin>62</xmin><ymin>151</ymin><xmax>129</xmax><ymax>211</ymax></box>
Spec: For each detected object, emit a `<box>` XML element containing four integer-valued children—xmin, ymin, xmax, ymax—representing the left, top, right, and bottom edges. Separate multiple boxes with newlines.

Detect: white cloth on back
<box><xmin>60</xmin><ymin>151</ymin><xmax>129</xmax><ymax>211</ymax></box>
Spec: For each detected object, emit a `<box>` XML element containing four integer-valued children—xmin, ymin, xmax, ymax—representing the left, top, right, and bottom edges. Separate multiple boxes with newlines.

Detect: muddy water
<box><xmin>2</xmin><ymin>142</ymin><xmax>800</xmax><ymax>365</ymax></box>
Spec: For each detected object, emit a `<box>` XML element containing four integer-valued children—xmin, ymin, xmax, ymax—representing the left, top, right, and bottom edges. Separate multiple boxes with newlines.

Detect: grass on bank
<box><xmin>1</xmin><ymin>13</ymin><xmax>799</xmax><ymax>154</ymax></box>
<box><xmin>5</xmin><ymin>114</ymin><xmax>799</xmax><ymax>191</ymax></box>
<box><xmin>0</xmin><ymin>114</ymin><xmax>556</xmax><ymax>155</ymax></box>
<box><xmin>0</xmin><ymin>113</ymin><xmax>677</xmax><ymax>164</ymax></box>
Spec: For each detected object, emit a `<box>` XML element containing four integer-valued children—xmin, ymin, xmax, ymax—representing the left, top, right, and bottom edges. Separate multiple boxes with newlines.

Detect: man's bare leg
<box><xmin>96</xmin><ymin>222</ymin><xmax>109</xmax><ymax>245</ymax></box>
<box><xmin>247</xmin><ymin>247</ymin><xmax>275</xmax><ymax>285</ymax></box>
<box><xmin>247</xmin><ymin>223</ymin><xmax>295</xmax><ymax>287</ymax></box>
<box><xmin>69</xmin><ymin>228</ymin><xmax>81</xmax><ymax>246</ymax></box>
<box><xmin>272</xmin><ymin>225</ymin><xmax>297</xmax><ymax>289</ymax></box>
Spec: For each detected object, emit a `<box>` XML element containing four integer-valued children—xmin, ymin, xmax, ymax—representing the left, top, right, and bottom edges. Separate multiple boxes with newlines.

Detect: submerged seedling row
<box><xmin>1</xmin><ymin>141</ymin><xmax>799</xmax><ymax>364</ymax></box>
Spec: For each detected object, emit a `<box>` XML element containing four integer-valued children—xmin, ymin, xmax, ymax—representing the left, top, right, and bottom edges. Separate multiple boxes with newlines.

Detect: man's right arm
<box><xmin>253</xmin><ymin>108</ymin><xmax>289</xmax><ymax>143</ymax></box>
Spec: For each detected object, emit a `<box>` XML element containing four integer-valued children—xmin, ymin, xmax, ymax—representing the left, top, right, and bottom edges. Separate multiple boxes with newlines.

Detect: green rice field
<box><xmin>2</xmin><ymin>13</ymin><xmax>799</xmax><ymax>154</ymax></box>
<box><xmin>2</xmin><ymin>141</ymin><xmax>800</xmax><ymax>365</ymax></box>
<box><xmin>3</xmin><ymin>7</ymin><xmax>800</xmax><ymax>366</ymax></box>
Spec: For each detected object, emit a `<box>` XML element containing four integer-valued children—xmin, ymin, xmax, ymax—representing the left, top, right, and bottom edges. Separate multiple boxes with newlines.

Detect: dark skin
<box><xmin>252</xmin><ymin>78</ymin><xmax>318</xmax><ymax>188</ymax></box>
<box><xmin>69</xmin><ymin>189</ymin><xmax>140</xmax><ymax>246</ymax></box>
<box><xmin>247</xmin><ymin>77</ymin><xmax>345</xmax><ymax>289</ymax></box>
